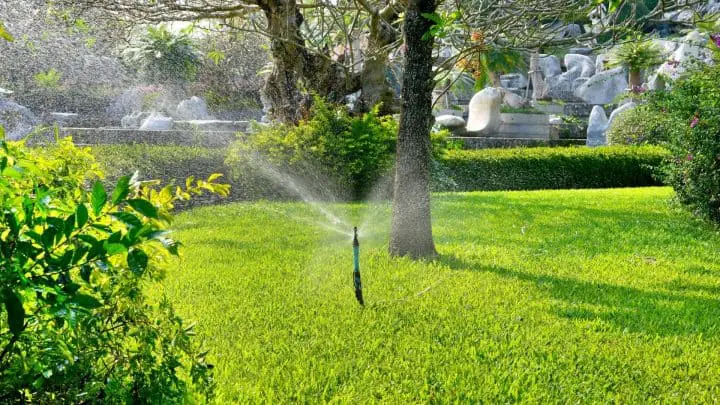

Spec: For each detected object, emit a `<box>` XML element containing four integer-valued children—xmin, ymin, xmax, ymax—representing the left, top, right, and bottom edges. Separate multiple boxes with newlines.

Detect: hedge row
<box><xmin>437</xmin><ymin>146</ymin><xmax>669</xmax><ymax>191</ymax></box>
<box><xmin>90</xmin><ymin>144</ymin><xmax>670</xmax><ymax>207</ymax></box>
<box><xmin>90</xmin><ymin>145</ymin><xmax>283</xmax><ymax>208</ymax></box>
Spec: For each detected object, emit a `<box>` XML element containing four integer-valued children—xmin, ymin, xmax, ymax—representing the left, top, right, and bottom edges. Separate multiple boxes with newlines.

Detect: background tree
<box><xmin>389</xmin><ymin>0</ymin><xmax>439</xmax><ymax>258</ymax></box>
<box><xmin>388</xmin><ymin>0</ymin><xmax>701</xmax><ymax>257</ymax></box>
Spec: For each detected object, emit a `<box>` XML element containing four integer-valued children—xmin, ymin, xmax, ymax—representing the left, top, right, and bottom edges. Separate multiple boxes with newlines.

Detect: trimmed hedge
<box><xmin>90</xmin><ymin>145</ymin><xmax>670</xmax><ymax>207</ymax></box>
<box><xmin>91</xmin><ymin>145</ymin><xmax>277</xmax><ymax>208</ymax></box>
<box><xmin>437</xmin><ymin>146</ymin><xmax>669</xmax><ymax>191</ymax></box>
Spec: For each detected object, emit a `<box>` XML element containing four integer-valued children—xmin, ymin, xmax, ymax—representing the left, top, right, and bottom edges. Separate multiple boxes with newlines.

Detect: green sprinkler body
<box><xmin>353</xmin><ymin>227</ymin><xmax>364</xmax><ymax>306</ymax></box>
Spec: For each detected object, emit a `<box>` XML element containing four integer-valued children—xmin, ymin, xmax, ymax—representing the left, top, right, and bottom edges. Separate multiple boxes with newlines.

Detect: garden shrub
<box><xmin>647</xmin><ymin>64</ymin><xmax>720</xmax><ymax>224</ymax></box>
<box><xmin>91</xmin><ymin>145</ymin><xmax>285</xmax><ymax>206</ymax></box>
<box><xmin>0</xmin><ymin>129</ymin><xmax>227</xmax><ymax>402</ymax></box>
<box><xmin>606</xmin><ymin>105</ymin><xmax>675</xmax><ymax>146</ymax></box>
<box><xmin>436</xmin><ymin>146</ymin><xmax>668</xmax><ymax>191</ymax></box>
<box><xmin>227</xmin><ymin>98</ymin><xmax>398</xmax><ymax>200</ymax></box>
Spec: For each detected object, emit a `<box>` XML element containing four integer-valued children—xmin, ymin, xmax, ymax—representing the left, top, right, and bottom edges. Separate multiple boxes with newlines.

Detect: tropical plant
<box><xmin>122</xmin><ymin>24</ymin><xmax>201</xmax><ymax>84</ymax></box>
<box><xmin>0</xmin><ymin>127</ymin><xmax>228</xmax><ymax>402</ymax></box>
<box><xmin>608</xmin><ymin>36</ymin><xmax>666</xmax><ymax>87</ymax></box>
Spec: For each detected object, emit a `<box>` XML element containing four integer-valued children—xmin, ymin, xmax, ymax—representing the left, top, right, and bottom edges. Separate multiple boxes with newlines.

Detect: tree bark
<box><xmin>628</xmin><ymin>70</ymin><xmax>642</xmax><ymax>88</ymax></box>
<box><xmin>259</xmin><ymin>0</ymin><xmax>362</xmax><ymax>123</ymax></box>
<box><xmin>259</xmin><ymin>0</ymin><xmax>306</xmax><ymax>124</ymax></box>
<box><xmin>389</xmin><ymin>0</ymin><xmax>437</xmax><ymax>258</ymax></box>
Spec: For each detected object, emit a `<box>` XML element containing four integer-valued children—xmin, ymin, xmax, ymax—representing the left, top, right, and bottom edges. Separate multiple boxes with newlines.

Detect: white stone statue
<box><xmin>466</xmin><ymin>87</ymin><xmax>502</xmax><ymax>133</ymax></box>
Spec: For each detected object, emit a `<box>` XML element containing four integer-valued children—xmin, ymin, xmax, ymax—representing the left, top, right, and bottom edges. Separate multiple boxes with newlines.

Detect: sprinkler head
<box><xmin>353</xmin><ymin>226</ymin><xmax>359</xmax><ymax>246</ymax></box>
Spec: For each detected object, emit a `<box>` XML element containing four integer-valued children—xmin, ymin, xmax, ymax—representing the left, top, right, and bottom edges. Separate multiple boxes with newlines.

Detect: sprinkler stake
<box><xmin>353</xmin><ymin>226</ymin><xmax>364</xmax><ymax>306</ymax></box>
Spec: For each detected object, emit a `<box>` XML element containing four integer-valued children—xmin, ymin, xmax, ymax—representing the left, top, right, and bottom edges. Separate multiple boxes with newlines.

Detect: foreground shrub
<box><xmin>227</xmin><ymin>98</ymin><xmax>397</xmax><ymax>200</ymax></box>
<box><xmin>437</xmin><ymin>146</ymin><xmax>668</xmax><ymax>191</ymax></box>
<box><xmin>648</xmin><ymin>64</ymin><xmax>720</xmax><ymax>223</ymax></box>
<box><xmin>0</xmin><ymin>130</ymin><xmax>228</xmax><ymax>402</ymax></box>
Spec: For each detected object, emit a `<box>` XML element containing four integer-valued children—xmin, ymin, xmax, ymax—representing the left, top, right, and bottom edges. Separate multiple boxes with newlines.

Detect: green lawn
<box><xmin>161</xmin><ymin>187</ymin><xmax>720</xmax><ymax>402</ymax></box>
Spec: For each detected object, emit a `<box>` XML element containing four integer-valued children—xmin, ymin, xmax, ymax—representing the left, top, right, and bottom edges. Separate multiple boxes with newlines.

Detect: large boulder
<box><xmin>500</xmin><ymin>73</ymin><xmax>528</xmax><ymax>90</ymax></box>
<box><xmin>175</xmin><ymin>96</ymin><xmax>211</xmax><ymax>120</ymax></box>
<box><xmin>654</xmin><ymin>30</ymin><xmax>713</xmax><ymax>83</ymax></box>
<box><xmin>563</xmin><ymin>54</ymin><xmax>595</xmax><ymax>80</ymax></box>
<box><xmin>107</xmin><ymin>88</ymin><xmax>143</xmax><ymax>122</ymax></box>
<box><xmin>587</xmin><ymin>106</ymin><xmax>608</xmax><ymax>147</ymax></box>
<box><xmin>0</xmin><ymin>100</ymin><xmax>39</xmax><ymax>140</ymax></box>
<box><xmin>501</xmin><ymin>89</ymin><xmax>527</xmax><ymax>108</ymax></box>
<box><xmin>121</xmin><ymin>111</ymin><xmax>151</xmax><ymax>129</ymax></box>
<box><xmin>544</xmin><ymin>75</ymin><xmax>575</xmax><ymax>99</ymax></box>
<box><xmin>139</xmin><ymin>114</ymin><xmax>173</xmax><ymax>131</ymax></box>
<box><xmin>563</xmin><ymin>25</ymin><xmax>583</xmax><ymax>39</ymax></box>
<box><xmin>595</xmin><ymin>54</ymin><xmax>609</xmax><ymax>73</ymax></box>
<box><xmin>539</xmin><ymin>55</ymin><xmax>562</xmax><ymax>78</ymax></box>
<box><xmin>574</xmin><ymin>67</ymin><xmax>628</xmax><ymax>105</ymax></box>
<box><xmin>543</xmin><ymin>54</ymin><xmax>595</xmax><ymax>100</ymax></box>
<box><xmin>466</xmin><ymin>87</ymin><xmax>502</xmax><ymax>134</ymax></box>
<box><xmin>435</xmin><ymin>115</ymin><xmax>466</xmax><ymax>129</ymax></box>
<box><xmin>568</xmin><ymin>47</ymin><xmax>593</xmax><ymax>55</ymax></box>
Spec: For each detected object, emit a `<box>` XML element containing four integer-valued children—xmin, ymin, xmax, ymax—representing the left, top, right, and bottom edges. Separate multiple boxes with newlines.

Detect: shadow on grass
<box><xmin>439</xmin><ymin>254</ymin><xmax>720</xmax><ymax>338</ymax></box>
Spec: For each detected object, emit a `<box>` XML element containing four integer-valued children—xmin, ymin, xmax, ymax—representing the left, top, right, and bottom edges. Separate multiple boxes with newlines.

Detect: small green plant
<box><xmin>0</xmin><ymin>127</ymin><xmax>228</xmax><ymax>402</ymax></box>
<box><xmin>607</xmin><ymin>36</ymin><xmax>666</xmax><ymax>87</ymax></box>
<box><xmin>228</xmin><ymin>98</ymin><xmax>398</xmax><ymax>199</ymax></box>
<box><xmin>123</xmin><ymin>24</ymin><xmax>201</xmax><ymax>84</ymax></box>
<box><xmin>33</xmin><ymin>68</ymin><xmax>62</xmax><ymax>89</ymax></box>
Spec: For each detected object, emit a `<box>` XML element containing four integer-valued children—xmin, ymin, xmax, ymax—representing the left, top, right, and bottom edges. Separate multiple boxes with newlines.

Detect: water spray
<box><xmin>352</xmin><ymin>226</ymin><xmax>364</xmax><ymax>306</ymax></box>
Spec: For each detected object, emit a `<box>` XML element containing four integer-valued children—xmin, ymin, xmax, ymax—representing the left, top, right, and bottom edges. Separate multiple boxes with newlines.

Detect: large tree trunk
<box><xmin>260</xmin><ymin>0</ymin><xmax>306</xmax><ymax>124</ymax></box>
<box><xmin>389</xmin><ymin>0</ymin><xmax>437</xmax><ymax>258</ymax></box>
<box><xmin>259</xmin><ymin>0</ymin><xmax>361</xmax><ymax>123</ymax></box>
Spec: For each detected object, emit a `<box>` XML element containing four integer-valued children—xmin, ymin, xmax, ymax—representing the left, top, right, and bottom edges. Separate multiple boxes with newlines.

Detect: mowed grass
<box><xmin>161</xmin><ymin>187</ymin><xmax>720</xmax><ymax>403</ymax></box>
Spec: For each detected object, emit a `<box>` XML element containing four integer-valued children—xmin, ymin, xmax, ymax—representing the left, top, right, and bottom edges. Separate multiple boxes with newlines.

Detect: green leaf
<box><xmin>127</xmin><ymin>248</ymin><xmax>149</xmax><ymax>275</ymax></box>
<box><xmin>70</xmin><ymin>293</ymin><xmax>102</xmax><ymax>309</ymax></box>
<box><xmin>0</xmin><ymin>23</ymin><xmax>13</xmax><ymax>42</ymax></box>
<box><xmin>111</xmin><ymin>211</ymin><xmax>142</xmax><ymax>229</ymax></box>
<box><xmin>2</xmin><ymin>288</ymin><xmax>25</xmax><ymax>336</ymax></box>
<box><xmin>76</xmin><ymin>204</ymin><xmax>88</xmax><ymax>228</ymax></box>
<box><xmin>104</xmin><ymin>242</ymin><xmax>127</xmax><ymax>256</ymax></box>
<box><xmin>64</xmin><ymin>214</ymin><xmax>75</xmax><ymax>238</ymax></box>
<box><xmin>421</xmin><ymin>12</ymin><xmax>443</xmax><ymax>24</ymax></box>
<box><xmin>111</xmin><ymin>175</ymin><xmax>131</xmax><ymax>204</ymax></box>
<box><xmin>91</xmin><ymin>181</ymin><xmax>107</xmax><ymax>216</ymax></box>
<box><xmin>128</xmin><ymin>199</ymin><xmax>158</xmax><ymax>219</ymax></box>
<box><xmin>80</xmin><ymin>264</ymin><xmax>92</xmax><ymax>283</ymax></box>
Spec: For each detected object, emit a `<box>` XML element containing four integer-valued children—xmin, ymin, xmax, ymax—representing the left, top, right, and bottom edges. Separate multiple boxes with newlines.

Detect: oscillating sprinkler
<box><xmin>352</xmin><ymin>226</ymin><xmax>364</xmax><ymax>306</ymax></box>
